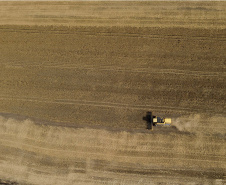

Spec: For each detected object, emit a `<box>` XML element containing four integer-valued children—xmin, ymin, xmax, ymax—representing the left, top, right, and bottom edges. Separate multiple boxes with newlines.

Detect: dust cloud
<box><xmin>172</xmin><ymin>114</ymin><xmax>226</xmax><ymax>136</ymax></box>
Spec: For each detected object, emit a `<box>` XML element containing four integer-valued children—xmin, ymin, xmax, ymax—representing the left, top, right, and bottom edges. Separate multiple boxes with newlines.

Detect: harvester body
<box><xmin>143</xmin><ymin>112</ymin><xmax>171</xmax><ymax>130</ymax></box>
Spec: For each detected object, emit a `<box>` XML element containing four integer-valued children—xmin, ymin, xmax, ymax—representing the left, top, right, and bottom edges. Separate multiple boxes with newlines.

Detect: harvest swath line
<box><xmin>0</xmin><ymin>133</ymin><xmax>175</xmax><ymax>154</ymax></box>
<box><xmin>4</xmin><ymin>54</ymin><xmax>225</xmax><ymax>66</ymax></box>
<box><xmin>0</xmin><ymin>96</ymin><xmax>213</xmax><ymax>113</ymax></box>
<box><xmin>0</xmin><ymin>27</ymin><xmax>225</xmax><ymax>41</ymax></box>
<box><xmin>0</xmin><ymin>165</ymin><xmax>211</xmax><ymax>185</ymax></box>
<box><xmin>2</xmin><ymin>118</ymin><xmax>224</xmax><ymax>145</ymax></box>
<box><xmin>4</xmin><ymin>64</ymin><xmax>224</xmax><ymax>77</ymax></box>
<box><xmin>0</xmin><ymin>165</ymin><xmax>72</xmax><ymax>181</ymax></box>
<box><xmin>0</xmin><ymin>121</ymin><xmax>224</xmax><ymax>148</ymax></box>
<box><xmin>0</xmin><ymin>151</ymin><xmax>222</xmax><ymax>177</ymax></box>
<box><xmin>0</xmin><ymin>130</ymin><xmax>223</xmax><ymax>148</ymax></box>
<box><xmin>0</xmin><ymin>155</ymin><xmax>86</xmax><ymax>175</ymax></box>
<box><xmin>0</xmin><ymin>138</ymin><xmax>223</xmax><ymax>165</ymax></box>
<box><xmin>3</xmin><ymin>132</ymin><xmax>224</xmax><ymax>160</ymax></box>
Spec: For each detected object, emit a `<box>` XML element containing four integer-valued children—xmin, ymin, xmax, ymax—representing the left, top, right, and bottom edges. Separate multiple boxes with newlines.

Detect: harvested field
<box><xmin>0</xmin><ymin>1</ymin><xmax>225</xmax><ymax>185</ymax></box>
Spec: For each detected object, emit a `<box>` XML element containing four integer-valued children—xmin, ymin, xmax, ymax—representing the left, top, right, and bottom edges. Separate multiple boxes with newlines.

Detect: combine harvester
<box><xmin>143</xmin><ymin>112</ymin><xmax>171</xmax><ymax>130</ymax></box>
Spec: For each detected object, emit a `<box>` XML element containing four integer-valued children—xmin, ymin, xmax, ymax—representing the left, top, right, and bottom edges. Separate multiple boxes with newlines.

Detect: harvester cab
<box><xmin>143</xmin><ymin>112</ymin><xmax>171</xmax><ymax>130</ymax></box>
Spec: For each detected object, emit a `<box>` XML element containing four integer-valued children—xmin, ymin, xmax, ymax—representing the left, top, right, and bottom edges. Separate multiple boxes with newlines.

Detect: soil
<box><xmin>0</xmin><ymin>1</ymin><xmax>225</xmax><ymax>185</ymax></box>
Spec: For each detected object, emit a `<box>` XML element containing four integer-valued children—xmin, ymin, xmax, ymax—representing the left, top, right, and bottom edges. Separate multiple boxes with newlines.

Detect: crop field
<box><xmin>0</xmin><ymin>1</ymin><xmax>225</xmax><ymax>185</ymax></box>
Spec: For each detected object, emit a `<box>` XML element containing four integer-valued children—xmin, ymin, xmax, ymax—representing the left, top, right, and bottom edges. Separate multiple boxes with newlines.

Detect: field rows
<box><xmin>0</xmin><ymin>116</ymin><xmax>225</xmax><ymax>185</ymax></box>
<box><xmin>0</xmin><ymin>1</ymin><xmax>225</xmax><ymax>184</ymax></box>
<box><xmin>3</xmin><ymin>63</ymin><xmax>225</xmax><ymax>77</ymax></box>
<box><xmin>0</xmin><ymin>1</ymin><xmax>225</xmax><ymax>28</ymax></box>
<box><xmin>1</xmin><ymin>27</ymin><xmax>226</xmax><ymax>42</ymax></box>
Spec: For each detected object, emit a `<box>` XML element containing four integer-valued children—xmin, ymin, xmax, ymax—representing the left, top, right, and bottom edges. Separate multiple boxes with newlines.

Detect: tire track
<box><xmin>5</xmin><ymin>64</ymin><xmax>225</xmax><ymax>77</ymax></box>
<box><xmin>1</xmin><ymin>116</ymin><xmax>224</xmax><ymax>145</ymax></box>
<box><xmin>0</xmin><ymin>27</ymin><xmax>225</xmax><ymax>41</ymax></box>
<box><xmin>0</xmin><ymin>133</ymin><xmax>173</xmax><ymax>154</ymax></box>
<box><xmin>0</xmin><ymin>2</ymin><xmax>225</xmax><ymax>184</ymax></box>
<box><xmin>0</xmin><ymin>116</ymin><xmax>225</xmax><ymax>184</ymax></box>
<box><xmin>0</xmin><ymin>117</ymin><xmax>225</xmax><ymax>162</ymax></box>
<box><xmin>1</xmin><ymin>152</ymin><xmax>224</xmax><ymax>177</ymax></box>
<box><xmin>0</xmin><ymin>129</ymin><xmax>223</xmax><ymax>147</ymax></box>
<box><xmin>0</xmin><ymin>164</ymin><xmax>89</xmax><ymax>185</ymax></box>
<box><xmin>0</xmin><ymin>139</ymin><xmax>223</xmax><ymax>166</ymax></box>
<box><xmin>0</xmin><ymin>133</ymin><xmax>224</xmax><ymax>159</ymax></box>
<box><xmin>0</xmin><ymin>95</ymin><xmax>216</xmax><ymax>113</ymax></box>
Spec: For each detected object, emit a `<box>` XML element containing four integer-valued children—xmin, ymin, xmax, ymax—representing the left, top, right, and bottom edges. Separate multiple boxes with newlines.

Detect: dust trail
<box><xmin>172</xmin><ymin>114</ymin><xmax>226</xmax><ymax>136</ymax></box>
<box><xmin>0</xmin><ymin>115</ymin><xmax>225</xmax><ymax>185</ymax></box>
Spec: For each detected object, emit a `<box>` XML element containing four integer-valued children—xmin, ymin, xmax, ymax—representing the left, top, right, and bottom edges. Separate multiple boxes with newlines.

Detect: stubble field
<box><xmin>0</xmin><ymin>1</ymin><xmax>225</xmax><ymax>185</ymax></box>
